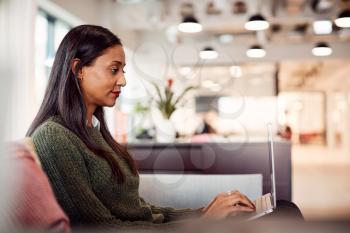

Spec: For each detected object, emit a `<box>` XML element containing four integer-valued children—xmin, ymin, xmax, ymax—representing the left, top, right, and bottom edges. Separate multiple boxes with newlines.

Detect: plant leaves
<box><xmin>173</xmin><ymin>86</ymin><xmax>196</xmax><ymax>106</ymax></box>
<box><xmin>151</xmin><ymin>81</ymin><xmax>164</xmax><ymax>102</ymax></box>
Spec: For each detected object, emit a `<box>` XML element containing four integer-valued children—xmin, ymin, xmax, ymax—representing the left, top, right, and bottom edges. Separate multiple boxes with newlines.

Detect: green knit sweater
<box><xmin>31</xmin><ymin>116</ymin><xmax>203</xmax><ymax>231</ymax></box>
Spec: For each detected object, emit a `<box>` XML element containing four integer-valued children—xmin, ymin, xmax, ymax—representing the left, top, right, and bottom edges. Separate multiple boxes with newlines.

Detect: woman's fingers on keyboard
<box><xmin>227</xmin><ymin>191</ymin><xmax>255</xmax><ymax>209</ymax></box>
<box><xmin>232</xmin><ymin>205</ymin><xmax>255</xmax><ymax>212</ymax></box>
<box><xmin>225</xmin><ymin>196</ymin><xmax>255</xmax><ymax>209</ymax></box>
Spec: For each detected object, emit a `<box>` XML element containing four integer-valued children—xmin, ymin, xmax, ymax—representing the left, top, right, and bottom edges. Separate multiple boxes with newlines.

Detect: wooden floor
<box><xmin>292</xmin><ymin>145</ymin><xmax>350</xmax><ymax>220</ymax></box>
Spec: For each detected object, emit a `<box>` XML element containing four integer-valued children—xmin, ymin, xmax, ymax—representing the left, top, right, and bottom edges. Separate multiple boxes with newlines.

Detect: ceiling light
<box><xmin>218</xmin><ymin>34</ymin><xmax>234</xmax><ymax>43</ymax></box>
<box><xmin>245</xmin><ymin>14</ymin><xmax>270</xmax><ymax>31</ymax></box>
<box><xmin>313</xmin><ymin>20</ymin><xmax>332</xmax><ymax>35</ymax></box>
<box><xmin>246</xmin><ymin>45</ymin><xmax>266</xmax><ymax>58</ymax></box>
<box><xmin>178</xmin><ymin>16</ymin><xmax>203</xmax><ymax>33</ymax></box>
<box><xmin>335</xmin><ymin>9</ymin><xmax>350</xmax><ymax>28</ymax></box>
<box><xmin>202</xmin><ymin>80</ymin><xmax>213</xmax><ymax>88</ymax></box>
<box><xmin>312</xmin><ymin>42</ymin><xmax>332</xmax><ymax>56</ymax></box>
<box><xmin>210</xmin><ymin>86</ymin><xmax>222</xmax><ymax>92</ymax></box>
<box><xmin>202</xmin><ymin>80</ymin><xmax>219</xmax><ymax>88</ymax></box>
<box><xmin>199</xmin><ymin>46</ymin><xmax>218</xmax><ymax>60</ymax></box>
<box><xmin>180</xmin><ymin>67</ymin><xmax>195</xmax><ymax>79</ymax></box>
<box><xmin>180</xmin><ymin>67</ymin><xmax>191</xmax><ymax>76</ymax></box>
<box><xmin>229</xmin><ymin>66</ymin><xmax>242</xmax><ymax>78</ymax></box>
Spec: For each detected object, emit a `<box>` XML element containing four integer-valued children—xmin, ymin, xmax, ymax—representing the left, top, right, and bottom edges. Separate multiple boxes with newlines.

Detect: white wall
<box><xmin>278</xmin><ymin>92</ymin><xmax>325</xmax><ymax>134</ymax></box>
<box><xmin>1</xmin><ymin>0</ymin><xmax>37</xmax><ymax>140</ymax></box>
<box><xmin>0</xmin><ymin>1</ymin><xmax>37</xmax><ymax>231</ymax></box>
<box><xmin>326</xmin><ymin>92</ymin><xmax>350</xmax><ymax>154</ymax></box>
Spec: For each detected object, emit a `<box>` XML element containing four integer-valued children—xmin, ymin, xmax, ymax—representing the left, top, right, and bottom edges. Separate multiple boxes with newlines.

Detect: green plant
<box><xmin>151</xmin><ymin>79</ymin><xmax>195</xmax><ymax>119</ymax></box>
<box><xmin>133</xmin><ymin>101</ymin><xmax>150</xmax><ymax>114</ymax></box>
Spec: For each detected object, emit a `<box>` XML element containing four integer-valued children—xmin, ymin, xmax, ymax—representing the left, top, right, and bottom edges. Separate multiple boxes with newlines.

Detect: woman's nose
<box><xmin>117</xmin><ymin>73</ymin><xmax>126</xmax><ymax>87</ymax></box>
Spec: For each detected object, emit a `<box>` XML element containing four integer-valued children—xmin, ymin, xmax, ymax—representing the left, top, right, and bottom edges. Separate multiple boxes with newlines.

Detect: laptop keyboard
<box><xmin>254</xmin><ymin>193</ymin><xmax>273</xmax><ymax>213</ymax></box>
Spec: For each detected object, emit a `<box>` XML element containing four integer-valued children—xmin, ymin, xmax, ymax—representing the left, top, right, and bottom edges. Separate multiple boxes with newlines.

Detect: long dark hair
<box><xmin>27</xmin><ymin>25</ymin><xmax>138</xmax><ymax>183</ymax></box>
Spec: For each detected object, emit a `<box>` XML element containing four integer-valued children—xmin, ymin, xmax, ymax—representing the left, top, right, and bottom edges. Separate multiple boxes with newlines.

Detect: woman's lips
<box><xmin>111</xmin><ymin>91</ymin><xmax>120</xmax><ymax>98</ymax></box>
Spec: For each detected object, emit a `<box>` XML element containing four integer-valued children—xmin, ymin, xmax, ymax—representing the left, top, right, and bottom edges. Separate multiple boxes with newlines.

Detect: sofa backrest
<box><xmin>129</xmin><ymin>141</ymin><xmax>292</xmax><ymax>201</ymax></box>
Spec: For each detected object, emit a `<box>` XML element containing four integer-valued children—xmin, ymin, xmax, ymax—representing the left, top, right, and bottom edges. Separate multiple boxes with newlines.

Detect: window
<box><xmin>34</xmin><ymin>10</ymin><xmax>71</xmax><ymax>106</ymax></box>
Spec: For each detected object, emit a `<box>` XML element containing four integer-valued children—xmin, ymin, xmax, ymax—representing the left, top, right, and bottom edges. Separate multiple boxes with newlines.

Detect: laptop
<box><xmin>245</xmin><ymin>123</ymin><xmax>277</xmax><ymax>220</ymax></box>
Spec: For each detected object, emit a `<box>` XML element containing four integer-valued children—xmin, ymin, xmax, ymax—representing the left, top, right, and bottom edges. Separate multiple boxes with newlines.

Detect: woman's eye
<box><xmin>111</xmin><ymin>68</ymin><xmax>119</xmax><ymax>74</ymax></box>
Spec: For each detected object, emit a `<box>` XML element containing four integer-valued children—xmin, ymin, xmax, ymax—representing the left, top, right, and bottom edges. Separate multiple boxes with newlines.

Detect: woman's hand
<box><xmin>201</xmin><ymin>190</ymin><xmax>255</xmax><ymax>219</ymax></box>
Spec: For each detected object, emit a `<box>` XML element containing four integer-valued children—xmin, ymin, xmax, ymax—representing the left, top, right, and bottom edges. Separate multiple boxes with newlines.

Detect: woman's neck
<box><xmin>86</xmin><ymin>104</ymin><xmax>97</xmax><ymax>128</ymax></box>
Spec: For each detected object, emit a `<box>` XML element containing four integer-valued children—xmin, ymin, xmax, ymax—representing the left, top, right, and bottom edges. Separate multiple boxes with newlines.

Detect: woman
<box><xmin>27</xmin><ymin>25</ymin><xmax>257</xmax><ymax>230</ymax></box>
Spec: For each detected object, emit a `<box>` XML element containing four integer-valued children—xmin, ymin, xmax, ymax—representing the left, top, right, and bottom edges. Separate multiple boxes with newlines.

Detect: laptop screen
<box><xmin>267</xmin><ymin>123</ymin><xmax>277</xmax><ymax>208</ymax></box>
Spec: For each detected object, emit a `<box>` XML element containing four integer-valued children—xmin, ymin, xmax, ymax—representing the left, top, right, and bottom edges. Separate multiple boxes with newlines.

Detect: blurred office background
<box><xmin>1</xmin><ymin>0</ymin><xmax>350</xmax><ymax>220</ymax></box>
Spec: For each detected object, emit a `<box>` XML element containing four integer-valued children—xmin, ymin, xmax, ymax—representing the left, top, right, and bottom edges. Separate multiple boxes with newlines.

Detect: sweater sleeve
<box><xmin>139</xmin><ymin>197</ymin><xmax>204</xmax><ymax>222</ymax></box>
<box><xmin>31</xmin><ymin>123</ymin><xmax>189</xmax><ymax>231</ymax></box>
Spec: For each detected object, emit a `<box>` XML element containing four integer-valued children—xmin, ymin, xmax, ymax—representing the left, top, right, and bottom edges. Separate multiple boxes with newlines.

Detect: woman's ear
<box><xmin>71</xmin><ymin>58</ymin><xmax>83</xmax><ymax>80</ymax></box>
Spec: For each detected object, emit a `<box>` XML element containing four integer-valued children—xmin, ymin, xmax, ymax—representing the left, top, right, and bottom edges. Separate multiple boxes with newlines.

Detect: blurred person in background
<box><xmin>192</xmin><ymin>110</ymin><xmax>218</xmax><ymax>142</ymax></box>
<box><xmin>195</xmin><ymin>111</ymin><xmax>218</xmax><ymax>135</ymax></box>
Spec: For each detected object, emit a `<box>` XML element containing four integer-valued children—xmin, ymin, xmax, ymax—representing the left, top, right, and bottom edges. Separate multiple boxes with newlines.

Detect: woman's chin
<box><xmin>105</xmin><ymin>99</ymin><xmax>117</xmax><ymax>107</ymax></box>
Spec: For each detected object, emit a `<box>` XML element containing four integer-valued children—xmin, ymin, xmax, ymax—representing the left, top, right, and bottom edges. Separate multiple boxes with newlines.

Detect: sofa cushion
<box><xmin>6</xmin><ymin>141</ymin><xmax>70</xmax><ymax>232</ymax></box>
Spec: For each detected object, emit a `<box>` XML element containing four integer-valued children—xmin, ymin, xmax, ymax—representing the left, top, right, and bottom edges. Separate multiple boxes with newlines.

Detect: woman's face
<box><xmin>79</xmin><ymin>45</ymin><xmax>126</xmax><ymax>108</ymax></box>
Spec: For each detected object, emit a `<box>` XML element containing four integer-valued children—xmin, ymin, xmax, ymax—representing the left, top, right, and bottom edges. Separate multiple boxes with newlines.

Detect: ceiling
<box><xmin>111</xmin><ymin>0</ymin><xmax>350</xmax><ymax>45</ymax></box>
<box><xmin>47</xmin><ymin>0</ymin><xmax>350</xmax><ymax>96</ymax></box>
